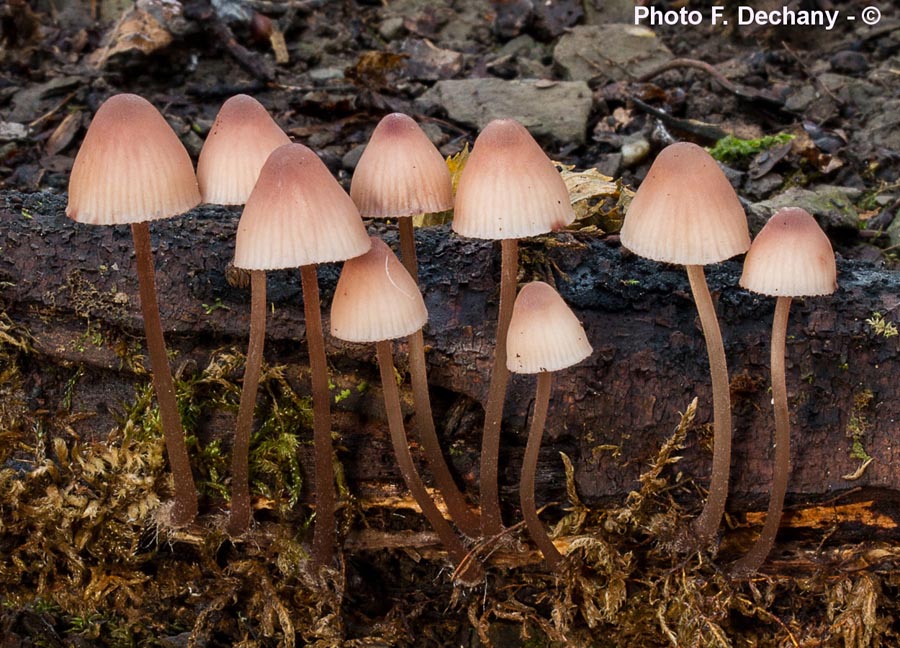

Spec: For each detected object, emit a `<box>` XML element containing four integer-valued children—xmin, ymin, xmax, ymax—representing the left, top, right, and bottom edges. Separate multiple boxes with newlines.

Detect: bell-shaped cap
<box><xmin>740</xmin><ymin>207</ymin><xmax>837</xmax><ymax>297</ymax></box>
<box><xmin>452</xmin><ymin>119</ymin><xmax>574</xmax><ymax>240</ymax></box>
<box><xmin>234</xmin><ymin>143</ymin><xmax>371</xmax><ymax>270</ymax></box>
<box><xmin>67</xmin><ymin>93</ymin><xmax>200</xmax><ymax>225</ymax></box>
<box><xmin>197</xmin><ymin>94</ymin><xmax>291</xmax><ymax>205</ymax></box>
<box><xmin>507</xmin><ymin>282</ymin><xmax>592</xmax><ymax>374</ymax></box>
<box><xmin>350</xmin><ymin>113</ymin><xmax>453</xmax><ymax>219</ymax></box>
<box><xmin>330</xmin><ymin>237</ymin><xmax>428</xmax><ymax>343</ymax></box>
<box><xmin>620</xmin><ymin>142</ymin><xmax>750</xmax><ymax>266</ymax></box>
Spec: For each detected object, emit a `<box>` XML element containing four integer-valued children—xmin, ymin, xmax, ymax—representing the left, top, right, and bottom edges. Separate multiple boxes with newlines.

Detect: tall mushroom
<box><xmin>731</xmin><ymin>207</ymin><xmax>836</xmax><ymax>575</ymax></box>
<box><xmin>507</xmin><ymin>282</ymin><xmax>592</xmax><ymax>568</ymax></box>
<box><xmin>193</xmin><ymin>94</ymin><xmax>290</xmax><ymax>535</ymax></box>
<box><xmin>196</xmin><ymin>94</ymin><xmax>290</xmax><ymax>205</ymax></box>
<box><xmin>452</xmin><ymin>119</ymin><xmax>574</xmax><ymax>536</ymax></box>
<box><xmin>331</xmin><ymin>237</ymin><xmax>483</xmax><ymax>584</ymax></box>
<box><xmin>67</xmin><ymin>93</ymin><xmax>201</xmax><ymax>526</ymax></box>
<box><xmin>350</xmin><ymin>113</ymin><xmax>479</xmax><ymax>536</ymax></box>
<box><xmin>233</xmin><ymin>143</ymin><xmax>370</xmax><ymax>559</ymax></box>
<box><xmin>619</xmin><ymin>141</ymin><xmax>750</xmax><ymax>544</ymax></box>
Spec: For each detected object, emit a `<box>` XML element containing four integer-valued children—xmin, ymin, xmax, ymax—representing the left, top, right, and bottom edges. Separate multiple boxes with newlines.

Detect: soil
<box><xmin>1</xmin><ymin>0</ymin><xmax>900</xmax><ymax>646</ymax></box>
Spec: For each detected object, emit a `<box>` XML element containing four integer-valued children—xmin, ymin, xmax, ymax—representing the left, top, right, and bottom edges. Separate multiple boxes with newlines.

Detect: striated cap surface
<box><xmin>67</xmin><ymin>93</ymin><xmax>200</xmax><ymax>225</ymax></box>
<box><xmin>620</xmin><ymin>142</ymin><xmax>750</xmax><ymax>265</ymax></box>
<box><xmin>740</xmin><ymin>207</ymin><xmax>837</xmax><ymax>297</ymax></box>
<box><xmin>507</xmin><ymin>281</ymin><xmax>592</xmax><ymax>374</ymax></box>
<box><xmin>350</xmin><ymin>113</ymin><xmax>452</xmax><ymax>219</ymax></box>
<box><xmin>452</xmin><ymin>119</ymin><xmax>574</xmax><ymax>240</ymax></box>
<box><xmin>234</xmin><ymin>143</ymin><xmax>370</xmax><ymax>270</ymax></box>
<box><xmin>197</xmin><ymin>94</ymin><xmax>291</xmax><ymax>205</ymax></box>
<box><xmin>330</xmin><ymin>237</ymin><xmax>428</xmax><ymax>343</ymax></box>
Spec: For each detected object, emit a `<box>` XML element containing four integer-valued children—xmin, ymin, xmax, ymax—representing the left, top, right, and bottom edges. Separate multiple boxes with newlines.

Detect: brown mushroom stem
<box><xmin>398</xmin><ymin>217</ymin><xmax>480</xmax><ymax>537</ymax></box>
<box><xmin>481</xmin><ymin>238</ymin><xmax>518</xmax><ymax>536</ymax></box>
<box><xmin>227</xmin><ymin>270</ymin><xmax>266</xmax><ymax>536</ymax></box>
<box><xmin>685</xmin><ymin>264</ymin><xmax>733</xmax><ymax>543</ymax></box>
<box><xmin>520</xmin><ymin>371</ymin><xmax>563</xmax><ymax>569</ymax></box>
<box><xmin>302</xmin><ymin>264</ymin><xmax>336</xmax><ymax>568</ymax></box>
<box><xmin>132</xmin><ymin>221</ymin><xmax>198</xmax><ymax>526</ymax></box>
<box><xmin>732</xmin><ymin>296</ymin><xmax>792</xmax><ymax>575</ymax></box>
<box><xmin>376</xmin><ymin>340</ymin><xmax>484</xmax><ymax>584</ymax></box>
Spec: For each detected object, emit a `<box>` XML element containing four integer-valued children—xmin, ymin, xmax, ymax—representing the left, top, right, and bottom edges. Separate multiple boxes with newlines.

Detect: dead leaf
<box><xmin>44</xmin><ymin>111</ymin><xmax>82</xmax><ymax>157</ymax></box>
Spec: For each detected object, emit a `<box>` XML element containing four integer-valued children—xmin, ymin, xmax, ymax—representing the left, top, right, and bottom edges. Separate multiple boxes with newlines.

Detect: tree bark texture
<box><xmin>2</xmin><ymin>191</ymin><xmax>899</xmax><ymax>535</ymax></box>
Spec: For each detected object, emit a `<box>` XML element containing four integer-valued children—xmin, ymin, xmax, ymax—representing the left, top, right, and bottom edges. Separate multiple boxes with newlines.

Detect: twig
<box><xmin>638</xmin><ymin>57</ymin><xmax>784</xmax><ymax>106</ymax></box>
<box><xmin>630</xmin><ymin>97</ymin><xmax>728</xmax><ymax>142</ymax></box>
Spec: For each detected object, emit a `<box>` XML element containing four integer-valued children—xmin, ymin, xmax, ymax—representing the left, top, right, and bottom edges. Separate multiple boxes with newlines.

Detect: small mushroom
<box><xmin>350</xmin><ymin>113</ymin><xmax>479</xmax><ymax>536</ymax></box>
<box><xmin>331</xmin><ymin>237</ymin><xmax>483</xmax><ymax>584</ymax></box>
<box><xmin>196</xmin><ymin>94</ymin><xmax>290</xmax><ymax>205</ymax></box>
<box><xmin>731</xmin><ymin>207</ymin><xmax>836</xmax><ymax>576</ymax></box>
<box><xmin>620</xmin><ymin>141</ymin><xmax>750</xmax><ymax>545</ymax></box>
<box><xmin>453</xmin><ymin>119</ymin><xmax>574</xmax><ymax>536</ymax></box>
<box><xmin>233</xmin><ymin>143</ymin><xmax>370</xmax><ymax>559</ymax></box>
<box><xmin>67</xmin><ymin>93</ymin><xmax>201</xmax><ymax>526</ymax></box>
<box><xmin>507</xmin><ymin>282</ymin><xmax>592</xmax><ymax>568</ymax></box>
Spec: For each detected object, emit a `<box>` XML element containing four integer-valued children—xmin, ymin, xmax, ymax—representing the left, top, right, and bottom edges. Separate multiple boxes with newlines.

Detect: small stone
<box><xmin>748</xmin><ymin>186</ymin><xmax>861</xmax><ymax>234</ymax></box>
<box><xmin>400</xmin><ymin>39</ymin><xmax>463</xmax><ymax>81</ymax></box>
<box><xmin>554</xmin><ymin>24</ymin><xmax>672</xmax><ymax>84</ymax></box>
<box><xmin>593</xmin><ymin>153</ymin><xmax>623</xmax><ymax>178</ymax></box>
<box><xmin>379</xmin><ymin>16</ymin><xmax>406</xmax><ymax>41</ymax></box>
<box><xmin>830</xmin><ymin>50</ymin><xmax>869</xmax><ymax>75</ymax></box>
<box><xmin>784</xmin><ymin>85</ymin><xmax>817</xmax><ymax>113</ymax></box>
<box><xmin>308</xmin><ymin>67</ymin><xmax>345</xmax><ymax>82</ymax></box>
<box><xmin>420</xmin><ymin>121</ymin><xmax>447</xmax><ymax>147</ymax></box>
<box><xmin>417</xmin><ymin>78</ymin><xmax>592</xmax><ymax>144</ymax></box>
<box><xmin>621</xmin><ymin>136</ymin><xmax>650</xmax><ymax>167</ymax></box>
<box><xmin>342</xmin><ymin>144</ymin><xmax>366</xmax><ymax>171</ymax></box>
<box><xmin>0</xmin><ymin>121</ymin><xmax>28</xmax><ymax>142</ymax></box>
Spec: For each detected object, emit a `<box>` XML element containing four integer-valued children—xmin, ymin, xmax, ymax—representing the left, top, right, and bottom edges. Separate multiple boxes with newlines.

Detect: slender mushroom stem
<box><xmin>302</xmin><ymin>264</ymin><xmax>336</xmax><ymax>568</ymax></box>
<box><xmin>398</xmin><ymin>217</ymin><xmax>480</xmax><ymax>537</ymax></box>
<box><xmin>131</xmin><ymin>221</ymin><xmax>198</xmax><ymax>527</ymax></box>
<box><xmin>685</xmin><ymin>264</ymin><xmax>733</xmax><ymax>544</ymax></box>
<box><xmin>521</xmin><ymin>372</ymin><xmax>563</xmax><ymax>569</ymax></box>
<box><xmin>481</xmin><ymin>238</ymin><xmax>518</xmax><ymax>536</ymax></box>
<box><xmin>732</xmin><ymin>296</ymin><xmax>792</xmax><ymax>575</ymax></box>
<box><xmin>227</xmin><ymin>270</ymin><xmax>267</xmax><ymax>536</ymax></box>
<box><xmin>376</xmin><ymin>340</ymin><xmax>484</xmax><ymax>584</ymax></box>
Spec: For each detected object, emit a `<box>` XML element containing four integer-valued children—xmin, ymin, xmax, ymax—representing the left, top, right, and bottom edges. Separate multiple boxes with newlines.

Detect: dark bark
<box><xmin>3</xmin><ymin>191</ymin><xmax>900</xmax><ymax>539</ymax></box>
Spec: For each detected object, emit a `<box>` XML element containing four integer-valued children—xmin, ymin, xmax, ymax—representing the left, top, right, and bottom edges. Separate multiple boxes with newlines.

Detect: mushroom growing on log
<box><xmin>620</xmin><ymin>141</ymin><xmax>751</xmax><ymax>546</ymax></box>
<box><xmin>452</xmin><ymin>119</ymin><xmax>574</xmax><ymax>537</ymax></box>
<box><xmin>66</xmin><ymin>93</ymin><xmax>201</xmax><ymax>527</ymax></box>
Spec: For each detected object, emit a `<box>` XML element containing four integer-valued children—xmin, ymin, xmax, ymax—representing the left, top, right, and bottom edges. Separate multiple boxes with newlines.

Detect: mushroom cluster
<box><xmin>65</xmin><ymin>92</ymin><xmax>838</xmax><ymax>579</ymax></box>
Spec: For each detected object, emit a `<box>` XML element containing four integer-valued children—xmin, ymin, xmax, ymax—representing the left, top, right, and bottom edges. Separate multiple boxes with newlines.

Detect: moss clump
<box><xmin>708</xmin><ymin>133</ymin><xmax>794</xmax><ymax>165</ymax></box>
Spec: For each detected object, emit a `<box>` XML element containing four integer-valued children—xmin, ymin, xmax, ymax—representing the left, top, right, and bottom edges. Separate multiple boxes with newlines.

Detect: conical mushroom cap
<box><xmin>620</xmin><ymin>142</ymin><xmax>750</xmax><ymax>265</ymax></box>
<box><xmin>507</xmin><ymin>281</ymin><xmax>592</xmax><ymax>374</ymax></box>
<box><xmin>67</xmin><ymin>93</ymin><xmax>200</xmax><ymax>225</ymax></box>
<box><xmin>740</xmin><ymin>208</ymin><xmax>837</xmax><ymax>297</ymax></box>
<box><xmin>234</xmin><ymin>143</ymin><xmax>371</xmax><ymax>270</ymax></box>
<box><xmin>330</xmin><ymin>237</ymin><xmax>428</xmax><ymax>343</ymax></box>
<box><xmin>350</xmin><ymin>113</ymin><xmax>453</xmax><ymax>219</ymax></box>
<box><xmin>452</xmin><ymin>119</ymin><xmax>574</xmax><ymax>240</ymax></box>
<box><xmin>197</xmin><ymin>94</ymin><xmax>291</xmax><ymax>205</ymax></box>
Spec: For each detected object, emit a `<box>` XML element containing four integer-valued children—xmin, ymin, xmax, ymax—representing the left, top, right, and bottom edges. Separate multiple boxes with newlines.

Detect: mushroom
<box><xmin>350</xmin><ymin>113</ymin><xmax>480</xmax><ymax>536</ymax></box>
<box><xmin>331</xmin><ymin>237</ymin><xmax>483</xmax><ymax>584</ymax></box>
<box><xmin>196</xmin><ymin>94</ymin><xmax>290</xmax><ymax>205</ymax></box>
<box><xmin>452</xmin><ymin>119</ymin><xmax>574</xmax><ymax>536</ymax></box>
<box><xmin>507</xmin><ymin>282</ymin><xmax>592</xmax><ymax>568</ymax></box>
<box><xmin>619</xmin><ymin>141</ymin><xmax>750</xmax><ymax>544</ymax></box>
<box><xmin>731</xmin><ymin>207</ymin><xmax>836</xmax><ymax>575</ymax></box>
<box><xmin>66</xmin><ymin>93</ymin><xmax>201</xmax><ymax>526</ymax></box>
<box><xmin>233</xmin><ymin>143</ymin><xmax>370</xmax><ymax>557</ymax></box>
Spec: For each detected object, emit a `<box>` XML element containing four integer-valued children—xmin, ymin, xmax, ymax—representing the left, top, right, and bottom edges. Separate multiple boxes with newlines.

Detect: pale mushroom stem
<box><xmin>481</xmin><ymin>238</ymin><xmax>518</xmax><ymax>536</ymax></box>
<box><xmin>685</xmin><ymin>264</ymin><xmax>733</xmax><ymax>544</ymax></box>
<box><xmin>732</xmin><ymin>296</ymin><xmax>792</xmax><ymax>575</ymax></box>
<box><xmin>399</xmin><ymin>217</ymin><xmax>481</xmax><ymax>537</ymax></box>
<box><xmin>132</xmin><ymin>221</ymin><xmax>198</xmax><ymax>526</ymax></box>
<box><xmin>521</xmin><ymin>371</ymin><xmax>563</xmax><ymax>569</ymax></box>
<box><xmin>375</xmin><ymin>340</ymin><xmax>484</xmax><ymax>584</ymax></box>
<box><xmin>301</xmin><ymin>264</ymin><xmax>336</xmax><ymax>568</ymax></box>
<box><xmin>227</xmin><ymin>270</ymin><xmax>267</xmax><ymax>536</ymax></box>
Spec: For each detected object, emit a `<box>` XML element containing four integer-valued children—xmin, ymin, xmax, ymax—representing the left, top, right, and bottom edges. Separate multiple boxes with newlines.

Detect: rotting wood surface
<box><xmin>2</xmin><ymin>190</ymin><xmax>899</xmax><ymax>534</ymax></box>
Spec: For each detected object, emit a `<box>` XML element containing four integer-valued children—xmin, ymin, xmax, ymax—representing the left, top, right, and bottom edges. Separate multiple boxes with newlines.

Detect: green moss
<box><xmin>708</xmin><ymin>133</ymin><xmax>794</xmax><ymax>164</ymax></box>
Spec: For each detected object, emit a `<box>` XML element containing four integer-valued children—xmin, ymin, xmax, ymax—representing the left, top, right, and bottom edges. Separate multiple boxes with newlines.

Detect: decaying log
<box><xmin>2</xmin><ymin>190</ymin><xmax>899</xmax><ymax>537</ymax></box>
